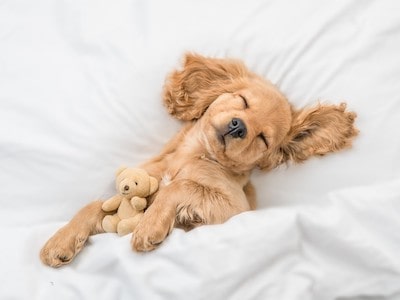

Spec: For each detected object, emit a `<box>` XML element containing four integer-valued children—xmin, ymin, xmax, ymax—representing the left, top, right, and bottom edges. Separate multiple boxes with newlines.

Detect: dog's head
<box><xmin>164</xmin><ymin>53</ymin><xmax>358</xmax><ymax>173</ymax></box>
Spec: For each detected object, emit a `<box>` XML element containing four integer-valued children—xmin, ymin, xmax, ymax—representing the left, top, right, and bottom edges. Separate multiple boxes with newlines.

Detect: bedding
<box><xmin>1</xmin><ymin>0</ymin><xmax>400</xmax><ymax>299</ymax></box>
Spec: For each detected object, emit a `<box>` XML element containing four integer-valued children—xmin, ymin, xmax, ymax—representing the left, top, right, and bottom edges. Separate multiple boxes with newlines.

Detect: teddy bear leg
<box><xmin>117</xmin><ymin>214</ymin><xmax>143</xmax><ymax>236</ymax></box>
<box><xmin>102</xmin><ymin>214</ymin><xmax>120</xmax><ymax>233</ymax></box>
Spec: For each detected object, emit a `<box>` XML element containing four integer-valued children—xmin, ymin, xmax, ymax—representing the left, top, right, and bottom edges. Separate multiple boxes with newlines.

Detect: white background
<box><xmin>0</xmin><ymin>1</ymin><xmax>399</xmax><ymax>299</ymax></box>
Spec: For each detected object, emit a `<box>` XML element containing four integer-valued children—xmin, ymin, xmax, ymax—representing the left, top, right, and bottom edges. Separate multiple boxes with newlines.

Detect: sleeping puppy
<box><xmin>40</xmin><ymin>53</ymin><xmax>358</xmax><ymax>267</ymax></box>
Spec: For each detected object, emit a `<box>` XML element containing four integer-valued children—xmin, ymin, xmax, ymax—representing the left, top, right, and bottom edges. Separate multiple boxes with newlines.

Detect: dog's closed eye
<box><xmin>239</xmin><ymin>94</ymin><xmax>249</xmax><ymax>109</ymax></box>
<box><xmin>258</xmin><ymin>134</ymin><xmax>269</xmax><ymax>148</ymax></box>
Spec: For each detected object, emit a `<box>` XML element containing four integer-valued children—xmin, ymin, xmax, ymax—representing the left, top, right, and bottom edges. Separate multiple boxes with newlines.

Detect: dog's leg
<box><xmin>131</xmin><ymin>180</ymin><xmax>200</xmax><ymax>252</ymax></box>
<box><xmin>131</xmin><ymin>189</ymin><xmax>176</xmax><ymax>252</ymax></box>
<box><xmin>40</xmin><ymin>200</ymin><xmax>107</xmax><ymax>267</ymax></box>
<box><xmin>132</xmin><ymin>179</ymin><xmax>250</xmax><ymax>251</ymax></box>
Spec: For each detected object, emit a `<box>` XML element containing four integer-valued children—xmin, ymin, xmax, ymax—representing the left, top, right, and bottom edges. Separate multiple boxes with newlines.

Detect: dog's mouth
<box><xmin>217</xmin><ymin>133</ymin><xmax>226</xmax><ymax>148</ymax></box>
<box><xmin>217</xmin><ymin>126</ymin><xmax>237</xmax><ymax>152</ymax></box>
<box><xmin>208</xmin><ymin>127</ymin><xmax>254</xmax><ymax>173</ymax></box>
<box><xmin>215</xmin><ymin>129</ymin><xmax>229</xmax><ymax>153</ymax></box>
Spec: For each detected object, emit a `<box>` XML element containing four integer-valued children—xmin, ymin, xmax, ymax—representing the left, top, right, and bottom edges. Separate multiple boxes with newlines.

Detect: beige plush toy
<box><xmin>102</xmin><ymin>167</ymin><xmax>158</xmax><ymax>236</ymax></box>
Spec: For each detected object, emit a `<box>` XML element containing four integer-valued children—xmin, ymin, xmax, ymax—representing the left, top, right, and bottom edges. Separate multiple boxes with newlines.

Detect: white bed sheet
<box><xmin>1</xmin><ymin>0</ymin><xmax>400</xmax><ymax>299</ymax></box>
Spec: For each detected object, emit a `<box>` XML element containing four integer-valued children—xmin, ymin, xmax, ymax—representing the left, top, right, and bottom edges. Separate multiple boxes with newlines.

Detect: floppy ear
<box><xmin>280</xmin><ymin>103</ymin><xmax>358</xmax><ymax>164</ymax></box>
<box><xmin>163</xmin><ymin>53</ymin><xmax>250</xmax><ymax>121</ymax></box>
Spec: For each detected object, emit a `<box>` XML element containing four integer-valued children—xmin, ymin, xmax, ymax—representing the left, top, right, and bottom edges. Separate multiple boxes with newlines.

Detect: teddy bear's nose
<box><xmin>123</xmin><ymin>185</ymin><xmax>130</xmax><ymax>191</ymax></box>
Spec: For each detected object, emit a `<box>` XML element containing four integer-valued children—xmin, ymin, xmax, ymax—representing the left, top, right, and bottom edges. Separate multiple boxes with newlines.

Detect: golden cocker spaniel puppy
<box><xmin>40</xmin><ymin>53</ymin><xmax>358</xmax><ymax>267</ymax></box>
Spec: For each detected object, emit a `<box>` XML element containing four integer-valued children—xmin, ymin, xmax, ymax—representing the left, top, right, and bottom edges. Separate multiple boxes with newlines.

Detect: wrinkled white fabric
<box><xmin>1</xmin><ymin>0</ymin><xmax>399</xmax><ymax>299</ymax></box>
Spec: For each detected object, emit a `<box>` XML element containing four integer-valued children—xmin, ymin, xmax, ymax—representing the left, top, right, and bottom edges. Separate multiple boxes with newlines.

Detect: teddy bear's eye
<box><xmin>135</xmin><ymin>182</ymin><xmax>138</xmax><ymax>185</ymax></box>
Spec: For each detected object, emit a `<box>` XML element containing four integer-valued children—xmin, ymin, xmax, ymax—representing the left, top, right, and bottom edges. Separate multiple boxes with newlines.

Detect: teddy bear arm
<box><xmin>102</xmin><ymin>214</ymin><xmax>120</xmax><ymax>233</ymax></box>
<box><xmin>131</xmin><ymin>196</ymin><xmax>147</xmax><ymax>211</ymax></box>
<box><xmin>102</xmin><ymin>195</ymin><xmax>123</xmax><ymax>212</ymax></box>
<box><xmin>117</xmin><ymin>213</ymin><xmax>144</xmax><ymax>236</ymax></box>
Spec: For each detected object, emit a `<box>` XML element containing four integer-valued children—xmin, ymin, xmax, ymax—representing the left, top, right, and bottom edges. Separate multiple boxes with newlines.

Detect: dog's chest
<box><xmin>161</xmin><ymin>173</ymin><xmax>172</xmax><ymax>187</ymax></box>
<box><xmin>159</xmin><ymin>154</ymin><xmax>237</xmax><ymax>189</ymax></box>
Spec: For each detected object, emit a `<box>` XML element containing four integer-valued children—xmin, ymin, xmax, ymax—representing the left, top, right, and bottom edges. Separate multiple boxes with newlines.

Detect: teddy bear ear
<box><xmin>149</xmin><ymin>176</ymin><xmax>159</xmax><ymax>195</ymax></box>
<box><xmin>115</xmin><ymin>166</ymin><xmax>127</xmax><ymax>177</ymax></box>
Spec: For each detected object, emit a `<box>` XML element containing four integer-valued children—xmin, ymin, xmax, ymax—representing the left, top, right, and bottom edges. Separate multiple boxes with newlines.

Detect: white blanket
<box><xmin>1</xmin><ymin>0</ymin><xmax>400</xmax><ymax>299</ymax></box>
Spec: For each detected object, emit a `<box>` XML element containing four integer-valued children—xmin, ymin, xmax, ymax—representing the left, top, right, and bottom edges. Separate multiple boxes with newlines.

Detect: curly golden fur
<box><xmin>40</xmin><ymin>53</ymin><xmax>358</xmax><ymax>267</ymax></box>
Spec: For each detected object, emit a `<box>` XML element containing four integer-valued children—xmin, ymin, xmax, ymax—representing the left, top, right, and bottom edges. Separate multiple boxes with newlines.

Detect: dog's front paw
<box><xmin>40</xmin><ymin>226</ymin><xmax>88</xmax><ymax>267</ymax></box>
<box><xmin>131</xmin><ymin>222</ymin><xmax>170</xmax><ymax>252</ymax></box>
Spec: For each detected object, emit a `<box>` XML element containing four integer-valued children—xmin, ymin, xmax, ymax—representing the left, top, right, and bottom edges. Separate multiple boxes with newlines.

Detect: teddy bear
<box><xmin>101</xmin><ymin>167</ymin><xmax>158</xmax><ymax>236</ymax></box>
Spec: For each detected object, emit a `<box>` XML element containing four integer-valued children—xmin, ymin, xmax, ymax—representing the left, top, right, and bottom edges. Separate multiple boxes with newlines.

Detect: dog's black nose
<box><xmin>228</xmin><ymin>118</ymin><xmax>247</xmax><ymax>139</ymax></box>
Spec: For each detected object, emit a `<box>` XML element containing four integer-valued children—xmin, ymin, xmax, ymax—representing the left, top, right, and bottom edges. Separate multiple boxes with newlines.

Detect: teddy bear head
<box><xmin>115</xmin><ymin>167</ymin><xmax>158</xmax><ymax>198</ymax></box>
